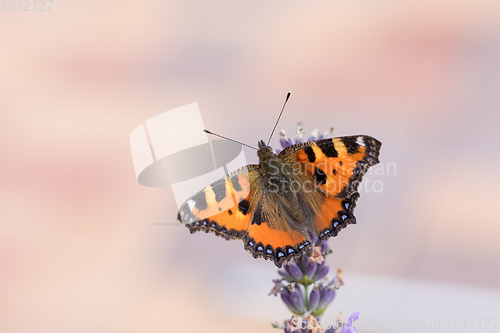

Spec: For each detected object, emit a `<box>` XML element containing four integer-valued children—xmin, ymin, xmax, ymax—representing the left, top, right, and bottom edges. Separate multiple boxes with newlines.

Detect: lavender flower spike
<box><xmin>266</xmin><ymin>123</ymin><xmax>355</xmax><ymax>332</ymax></box>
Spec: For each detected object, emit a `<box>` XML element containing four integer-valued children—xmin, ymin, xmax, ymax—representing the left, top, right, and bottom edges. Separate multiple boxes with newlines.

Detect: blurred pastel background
<box><xmin>1</xmin><ymin>1</ymin><xmax>500</xmax><ymax>332</ymax></box>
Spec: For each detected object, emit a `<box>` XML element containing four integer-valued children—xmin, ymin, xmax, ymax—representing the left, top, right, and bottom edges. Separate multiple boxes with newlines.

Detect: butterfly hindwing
<box><xmin>242</xmin><ymin>178</ymin><xmax>314</xmax><ymax>267</ymax></box>
<box><xmin>313</xmin><ymin>192</ymin><xmax>359</xmax><ymax>241</ymax></box>
<box><xmin>244</xmin><ymin>218</ymin><xmax>311</xmax><ymax>267</ymax></box>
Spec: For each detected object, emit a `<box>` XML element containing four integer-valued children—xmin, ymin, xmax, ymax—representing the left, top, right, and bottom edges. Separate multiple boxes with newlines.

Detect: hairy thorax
<box><xmin>258</xmin><ymin>149</ymin><xmax>310</xmax><ymax>225</ymax></box>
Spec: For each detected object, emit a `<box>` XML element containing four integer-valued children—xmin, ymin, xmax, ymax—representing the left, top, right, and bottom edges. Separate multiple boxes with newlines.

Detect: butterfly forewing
<box><xmin>278</xmin><ymin>136</ymin><xmax>381</xmax><ymax>198</ymax></box>
<box><xmin>177</xmin><ymin>166</ymin><xmax>254</xmax><ymax>224</ymax></box>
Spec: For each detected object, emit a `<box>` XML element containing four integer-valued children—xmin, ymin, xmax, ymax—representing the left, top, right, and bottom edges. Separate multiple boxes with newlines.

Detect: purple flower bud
<box><xmin>313</xmin><ymin>263</ymin><xmax>329</xmax><ymax>280</ymax></box>
<box><xmin>280</xmin><ymin>138</ymin><xmax>292</xmax><ymax>149</ymax></box>
<box><xmin>304</xmin><ymin>261</ymin><xmax>318</xmax><ymax>279</ymax></box>
<box><xmin>317</xmin><ymin>287</ymin><xmax>335</xmax><ymax>310</ymax></box>
<box><xmin>308</xmin><ymin>286</ymin><xmax>320</xmax><ymax>312</ymax></box>
<box><xmin>288</xmin><ymin>284</ymin><xmax>305</xmax><ymax>314</ymax></box>
<box><xmin>285</xmin><ymin>262</ymin><xmax>303</xmax><ymax>281</ymax></box>
<box><xmin>297</xmin><ymin>253</ymin><xmax>309</xmax><ymax>272</ymax></box>
<box><xmin>278</xmin><ymin>269</ymin><xmax>294</xmax><ymax>283</ymax></box>
<box><xmin>279</xmin><ymin>130</ymin><xmax>293</xmax><ymax>149</ymax></box>
<box><xmin>280</xmin><ymin>287</ymin><xmax>298</xmax><ymax>314</ymax></box>
<box><xmin>310</xmin><ymin>233</ymin><xmax>319</xmax><ymax>244</ymax></box>
<box><xmin>320</xmin><ymin>242</ymin><xmax>328</xmax><ymax>254</ymax></box>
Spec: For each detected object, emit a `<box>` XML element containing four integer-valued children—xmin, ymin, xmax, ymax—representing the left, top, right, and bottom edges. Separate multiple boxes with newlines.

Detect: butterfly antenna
<box><xmin>267</xmin><ymin>91</ymin><xmax>291</xmax><ymax>146</ymax></box>
<box><xmin>203</xmin><ymin>129</ymin><xmax>258</xmax><ymax>150</ymax></box>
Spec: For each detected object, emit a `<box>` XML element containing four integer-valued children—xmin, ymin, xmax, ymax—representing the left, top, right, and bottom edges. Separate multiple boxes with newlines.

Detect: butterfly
<box><xmin>177</xmin><ymin>134</ymin><xmax>381</xmax><ymax>267</ymax></box>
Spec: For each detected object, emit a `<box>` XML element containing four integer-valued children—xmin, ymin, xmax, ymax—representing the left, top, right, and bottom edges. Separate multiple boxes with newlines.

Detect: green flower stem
<box><xmin>304</xmin><ymin>284</ymin><xmax>309</xmax><ymax>311</ymax></box>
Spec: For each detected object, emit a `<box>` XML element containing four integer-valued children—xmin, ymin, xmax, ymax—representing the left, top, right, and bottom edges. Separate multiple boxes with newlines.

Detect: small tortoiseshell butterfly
<box><xmin>177</xmin><ymin>96</ymin><xmax>381</xmax><ymax>267</ymax></box>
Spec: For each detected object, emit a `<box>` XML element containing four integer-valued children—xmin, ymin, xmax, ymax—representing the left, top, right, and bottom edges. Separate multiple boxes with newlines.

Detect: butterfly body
<box><xmin>177</xmin><ymin>135</ymin><xmax>381</xmax><ymax>267</ymax></box>
<box><xmin>256</xmin><ymin>140</ymin><xmax>321</xmax><ymax>231</ymax></box>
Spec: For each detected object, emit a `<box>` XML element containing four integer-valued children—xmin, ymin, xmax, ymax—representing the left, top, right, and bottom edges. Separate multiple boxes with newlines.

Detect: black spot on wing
<box><xmin>313</xmin><ymin>167</ymin><xmax>327</xmax><ymax>185</ymax></box>
<box><xmin>316</xmin><ymin>140</ymin><xmax>338</xmax><ymax>158</ymax></box>
<box><xmin>251</xmin><ymin>204</ymin><xmax>265</xmax><ymax>225</ymax></box>
<box><xmin>303</xmin><ymin>146</ymin><xmax>316</xmax><ymax>162</ymax></box>
<box><xmin>211</xmin><ymin>178</ymin><xmax>227</xmax><ymax>203</ymax></box>
<box><xmin>238</xmin><ymin>199</ymin><xmax>250</xmax><ymax>215</ymax></box>
<box><xmin>228</xmin><ymin>209</ymin><xmax>233</xmax><ymax>215</ymax></box>
<box><xmin>341</xmin><ymin>136</ymin><xmax>360</xmax><ymax>155</ymax></box>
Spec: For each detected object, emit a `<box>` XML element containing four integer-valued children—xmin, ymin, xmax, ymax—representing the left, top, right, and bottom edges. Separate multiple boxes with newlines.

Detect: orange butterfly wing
<box><xmin>313</xmin><ymin>193</ymin><xmax>360</xmax><ymax>241</ymax></box>
<box><xmin>177</xmin><ymin>165</ymin><xmax>255</xmax><ymax>239</ymax></box>
<box><xmin>279</xmin><ymin>135</ymin><xmax>381</xmax><ymax>240</ymax></box>
<box><xmin>244</xmin><ymin>220</ymin><xmax>311</xmax><ymax>268</ymax></box>
<box><xmin>177</xmin><ymin>165</ymin><xmax>311</xmax><ymax>267</ymax></box>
